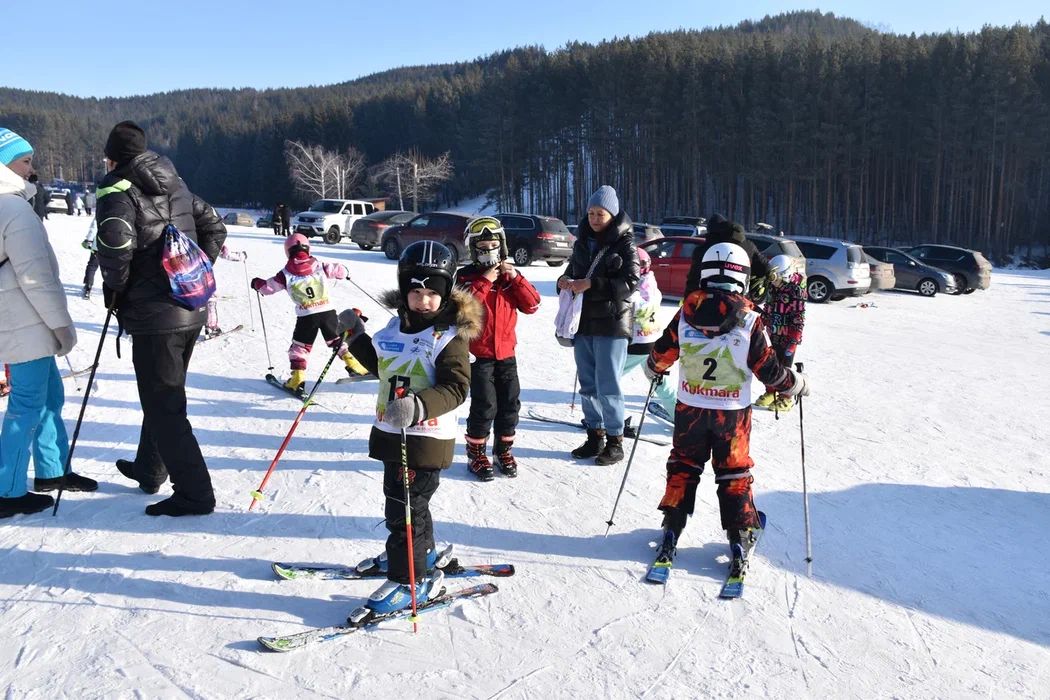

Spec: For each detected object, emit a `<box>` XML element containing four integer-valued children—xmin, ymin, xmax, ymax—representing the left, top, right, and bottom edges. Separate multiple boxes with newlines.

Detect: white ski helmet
<box><xmin>768</xmin><ymin>254</ymin><xmax>796</xmax><ymax>283</ymax></box>
<box><xmin>700</xmin><ymin>242</ymin><xmax>751</xmax><ymax>294</ymax></box>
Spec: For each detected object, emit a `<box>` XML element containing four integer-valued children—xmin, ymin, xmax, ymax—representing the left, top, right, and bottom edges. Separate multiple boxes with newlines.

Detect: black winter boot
<box><xmin>493</xmin><ymin>436</ymin><xmax>518</xmax><ymax>477</ymax></box>
<box><xmin>116</xmin><ymin>459</ymin><xmax>161</xmax><ymax>494</ymax></box>
<box><xmin>0</xmin><ymin>492</ymin><xmax>54</xmax><ymax>518</ymax></box>
<box><xmin>466</xmin><ymin>435</ymin><xmax>494</xmax><ymax>482</ymax></box>
<box><xmin>571</xmin><ymin>429</ymin><xmax>606</xmax><ymax>459</ymax></box>
<box><xmin>595</xmin><ymin>435</ymin><xmax>625</xmax><ymax>465</ymax></box>
<box><xmin>35</xmin><ymin>473</ymin><xmax>98</xmax><ymax>492</ymax></box>
<box><xmin>145</xmin><ymin>495</ymin><xmax>214</xmax><ymax>517</ymax></box>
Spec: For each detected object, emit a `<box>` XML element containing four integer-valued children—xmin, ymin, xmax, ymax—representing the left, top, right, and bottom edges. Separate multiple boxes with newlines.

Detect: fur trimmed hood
<box><xmin>378</xmin><ymin>286</ymin><xmax>482</xmax><ymax>342</ymax></box>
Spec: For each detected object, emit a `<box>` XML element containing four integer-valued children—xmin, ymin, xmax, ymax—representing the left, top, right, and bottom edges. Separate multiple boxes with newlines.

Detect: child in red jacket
<box><xmin>454</xmin><ymin>217</ymin><xmax>541</xmax><ymax>481</ymax></box>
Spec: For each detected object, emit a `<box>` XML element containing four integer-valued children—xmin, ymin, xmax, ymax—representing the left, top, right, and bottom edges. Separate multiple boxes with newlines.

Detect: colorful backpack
<box><xmin>161</xmin><ymin>224</ymin><xmax>216</xmax><ymax>310</ymax></box>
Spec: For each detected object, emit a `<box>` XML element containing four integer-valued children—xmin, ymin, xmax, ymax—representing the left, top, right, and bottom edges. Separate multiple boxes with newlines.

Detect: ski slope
<box><xmin>1</xmin><ymin>214</ymin><xmax>1047</xmax><ymax>699</ymax></box>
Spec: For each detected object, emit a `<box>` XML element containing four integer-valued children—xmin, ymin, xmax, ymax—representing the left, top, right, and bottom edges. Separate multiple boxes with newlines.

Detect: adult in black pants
<box><xmin>95</xmin><ymin>121</ymin><xmax>226</xmax><ymax>516</ymax></box>
<box><xmin>683</xmin><ymin>214</ymin><xmax>772</xmax><ymax>298</ymax></box>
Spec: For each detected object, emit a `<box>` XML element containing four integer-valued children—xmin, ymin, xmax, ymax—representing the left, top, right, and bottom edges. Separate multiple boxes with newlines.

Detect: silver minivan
<box><xmin>789</xmin><ymin>235</ymin><xmax>871</xmax><ymax>303</ymax></box>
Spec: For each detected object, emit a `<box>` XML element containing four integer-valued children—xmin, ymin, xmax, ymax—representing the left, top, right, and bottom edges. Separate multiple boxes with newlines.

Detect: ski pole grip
<box><xmin>796</xmin><ymin>362</ymin><xmax>804</xmax><ymax>372</ymax></box>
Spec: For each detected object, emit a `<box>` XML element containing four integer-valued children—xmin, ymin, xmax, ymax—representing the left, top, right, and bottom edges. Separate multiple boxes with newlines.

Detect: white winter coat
<box><xmin>0</xmin><ymin>163</ymin><xmax>74</xmax><ymax>364</ymax></box>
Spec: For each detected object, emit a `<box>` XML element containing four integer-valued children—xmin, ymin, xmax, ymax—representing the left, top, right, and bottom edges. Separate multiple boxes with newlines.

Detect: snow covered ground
<box><xmin>2</xmin><ymin>213</ymin><xmax>1048</xmax><ymax>699</ymax></box>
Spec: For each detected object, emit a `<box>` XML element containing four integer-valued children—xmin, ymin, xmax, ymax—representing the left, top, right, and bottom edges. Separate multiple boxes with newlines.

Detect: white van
<box><xmin>789</xmin><ymin>235</ymin><xmax>871</xmax><ymax>303</ymax></box>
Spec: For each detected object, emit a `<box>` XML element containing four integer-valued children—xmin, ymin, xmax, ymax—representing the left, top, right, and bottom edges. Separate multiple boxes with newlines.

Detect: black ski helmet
<box><xmin>398</xmin><ymin>240</ymin><xmax>456</xmax><ymax>307</ymax></box>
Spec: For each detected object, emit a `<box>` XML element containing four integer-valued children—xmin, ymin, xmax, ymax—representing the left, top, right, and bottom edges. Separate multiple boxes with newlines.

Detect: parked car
<box><xmin>494</xmin><ymin>213</ymin><xmax>575</xmax><ymax>266</ymax></box>
<box><xmin>292</xmin><ymin>199</ymin><xmax>377</xmax><ymax>244</ymax></box>
<box><xmin>864</xmin><ymin>246</ymin><xmax>957</xmax><ymax>297</ymax></box>
<box><xmin>788</xmin><ymin>236</ymin><xmax>871</xmax><ymax>303</ymax></box>
<box><xmin>904</xmin><ymin>244</ymin><xmax>992</xmax><ymax>294</ymax></box>
<box><xmin>256</xmin><ymin>215</ymin><xmax>273</xmax><ymax>228</ymax></box>
<box><xmin>632</xmin><ymin>222</ymin><xmax>664</xmax><ymax>245</ymax></box>
<box><xmin>45</xmin><ymin>188</ymin><xmax>70</xmax><ymax>213</ymax></box>
<box><xmin>659</xmin><ymin>215</ymin><xmax>706</xmax><ymax>237</ymax></box>
<box><xmin>743</xmin><ymin>231</ymin><xmax>806</xmax><ymax>272</ymax></box>
<box><xmin>381</xmin><ymin>211</ymin><xmax>473</xmax><ymax>262</ymax></box>
<box><xmin>350</xmin><ymin>210</ymin><xmax>417</xmax><ymax>250</ymax></box>
<box><xmin>222</xmin><ymin>211</ymin><xmax>255</xmax><ymax>227</ymax></box>
<box><xmin>639</xmin><ymin>236</ymin><xmax>706</xmax><ymax>299</ymax></box>
<box><xmin>864</xmin><ymin>254</ymin><xmax>897</xmax><ymax>293</ymax></box>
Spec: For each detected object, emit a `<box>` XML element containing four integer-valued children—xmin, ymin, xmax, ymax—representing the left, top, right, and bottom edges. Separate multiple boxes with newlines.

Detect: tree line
<box><xmin>2</xmin><ymin>11</ymin><xmax>1049</xmax><ymax>258</ymax></box>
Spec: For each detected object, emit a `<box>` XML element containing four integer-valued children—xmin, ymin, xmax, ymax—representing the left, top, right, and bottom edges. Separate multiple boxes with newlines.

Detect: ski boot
<box><xmin>348</xmin><ymin>569</ymin><xmax>445</xmax><ymax>624</ymax></box>
<box><xmin>466</xmin><ymin>435</ymin><xmax>494</xmax><ymax>482</ymax></box>
<box><xmin>355</xmin><ymin>543</ymin><xmax>453</xmax><ymax>577</ymax></box>
<box><xmin>727</xmin><ymin>526</ymin><xmax>759</xmax><ymax>579</ymax></box>
<box><xmin>655</xmin><ymin>528</ymin><xmax>677</xmax><ymax>565</ymax></box>
<box><xmin>493</xmin><ymin>436</ymin><xmax>517</xmax><ymax>478</ymax></box>
<box><xmin>344</xmin><ymin>353</ymin><xmax>369</xmax><ymax>377</ymax></box>
<box><xmin>754</xmin><ymin>391</ymin><xmax>776</xmax><ymax>408</ymax></box>
<box><xmin>204</xmin><ymin>326</ymin><xmax>221</xmax><ymax>339</ymax></box>
<box><xmin>771</xmin><ymin>395</ymin><xmax>794</xmax><ymax>412</ymax></box>
<box><xmin>284</xmin><ymin>369</ymin><xmax>306</xmax><ymax>394</ymax></box>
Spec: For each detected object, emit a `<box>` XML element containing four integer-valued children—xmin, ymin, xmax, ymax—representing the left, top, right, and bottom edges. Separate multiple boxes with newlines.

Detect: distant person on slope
<box><xmin>334</xmin><ymin>240</ymin><xmax>480</xmax><ymax>622</ymax></box>
<box><xmin>455</xmin><ymin>216</ymin><xmax>541</xmax><ymax>481</ymax></box>
<box><xmin>644</xmin><ymin>242</ymin><xmax>810</xmax><ymax>579</ymax></box>
<box><xmin>0</xmin><ymin>127</ymin><xmax>96</xmax><ymax>519</ymax></box>
<box><xmin>96</xmin><ymin>120</ymin><xmax>226</xmax><ymax>516</ymax></box>
<box><xmin>251</xmin><ymin>233</ymin><xmax>369</xmax><ymax>391</ymax></box>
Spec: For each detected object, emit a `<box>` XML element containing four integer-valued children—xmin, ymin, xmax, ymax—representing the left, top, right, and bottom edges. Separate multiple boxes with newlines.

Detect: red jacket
<box><xmin>455</xmin><ymin>264</ymin><xmax>541</xmax><ymax>360</ymax></box>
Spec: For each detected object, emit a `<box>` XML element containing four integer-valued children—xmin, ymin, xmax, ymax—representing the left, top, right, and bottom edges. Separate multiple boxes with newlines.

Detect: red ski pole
<box><xmin>248</xmin><ymin>336</ymin><xmax>345</xmax><ymax>510</ymax></box>
<box><xmin>394</xmin><ymin>386</ymin><xmax>421</xmax><ymax>633</ymax></box>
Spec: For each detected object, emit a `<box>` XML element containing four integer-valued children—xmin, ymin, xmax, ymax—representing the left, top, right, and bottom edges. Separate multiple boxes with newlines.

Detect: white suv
<box><xmin>292</xmin><ymin>199</ymin><xmax>377</xmax><ymax>244</ymax></box>
<box><xmin>789</xmin><ymin>235</ymin><xmax>871</xmax><ymax>303</ymax></box>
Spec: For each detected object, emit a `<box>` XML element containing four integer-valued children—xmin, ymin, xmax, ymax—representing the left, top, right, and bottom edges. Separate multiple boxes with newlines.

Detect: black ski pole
<box><xmin>256</xmin><ymin>291</ymin><xmax>274</xmax><ymax>372</ymax></box>
<box><xmin>796</xmin><ymin>361</ymin><xmax>813</xmax><ymax>576</ymax></box>
<box><xmin>349</xmin><ymin>278</ymin><xmax>397</xmax><ymax>318</ymax></box>
<box><xmin>604</xmin><ymin>376</ymin><xmax>660</xmax><ymax>536</ymax></box>
<box><xmin>53</xmin><ymin>308</ymin><xmax>112</xmax><ymax>516</ymax></box>
<box><xmin>570</xmin><ymin>372</ymin><xmax>578</xmax><ymax>414</ymax></box>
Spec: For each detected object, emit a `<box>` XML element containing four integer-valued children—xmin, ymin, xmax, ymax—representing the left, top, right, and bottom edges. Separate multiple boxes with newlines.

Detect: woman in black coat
<box><xmin>557</xmin><ymin>186</ymin><xmax>640</xmax><ymax>465</ymax></box>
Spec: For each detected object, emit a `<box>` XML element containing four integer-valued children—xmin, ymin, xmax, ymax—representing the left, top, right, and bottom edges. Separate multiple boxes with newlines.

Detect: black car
<box><xmin>494</xmin><ymin>213</ymin><xmax>575</xmax><ymax>266</ymax></box>
<box><xmin>350</xmin><ymin>210</ymin><xmax>417</xmax><ymax>250</ymax></box>
<box><xmin>866</xmin><ymin>246</ymin><xmax>957</xmax><ymax>296</ymax></box>
<box><xmin>904</xmin><ymin>244</ymin><xmax>992</xmax><ymax>294</ymax></box>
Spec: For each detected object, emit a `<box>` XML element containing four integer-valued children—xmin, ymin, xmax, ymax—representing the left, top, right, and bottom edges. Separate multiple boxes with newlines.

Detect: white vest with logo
<box><xmin>372</xmin><ymin>316</ymin><xmax>459</xmax><ymax>439</ymax></box>
<box><xmin>676</xmin><ymin>310</ymin><xmax>759</xmax><ymax>410</ymax></box>
<box><xmin>284</xmin><ymin>263</ymin><xmax>333</xmax><ymax>317</ymax></box>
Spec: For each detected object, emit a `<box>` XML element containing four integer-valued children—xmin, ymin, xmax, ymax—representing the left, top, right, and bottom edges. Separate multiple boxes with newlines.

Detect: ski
<box><xmin>335</xmin><ymin>373</ymin><xmax>379</xmax><ymax>384</ymax></box>
<box><xmin>644</xmin><ymin>530</ymin><xmax>677</xmax><ymax>584</ymax></box>
<box><xmin>199</xmin><ymin>324</ymin><xmax>245</xmax><ymax>342</ymax></box>
<box><xmin>525</xmin><ymin>409</ymin><xmax>670</xmax><ymax>446</ymax></box>
<box><xmin>264</xmin><ymin>373</ymin><xmax>322</xmax><ymax>407</ymax></box>
<box><xmin>719</xmin><ymin>510</ymin><xmax>767</xmax><ymax>599</ymax></box>
<box><xmin>272</xmin><ymin>558</ymin><xmax>514</xmax><ymax>581</ymax></box>
<box><xmin>257</xmin><ymin>583</ymin><xmax>498</xmax><ymax>652</ymax></box>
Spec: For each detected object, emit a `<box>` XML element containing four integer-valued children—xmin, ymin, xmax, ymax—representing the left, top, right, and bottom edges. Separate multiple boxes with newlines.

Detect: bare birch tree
<box><xmin>375</xmin><ymin>150</ymin><xmax>454</xmax><ymax>211</ymax></box>
<box><xmin>285</xmin><ymin>140</ymin><xmax>368</xmax><ymax>200</ymax></box>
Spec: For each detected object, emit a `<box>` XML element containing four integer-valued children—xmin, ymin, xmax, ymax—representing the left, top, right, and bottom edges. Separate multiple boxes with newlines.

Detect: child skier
<box><xmin>335</xmin><ymin>240</ymin><xmax>481</xmax><ymax>621</ymax></box>
<box><xmin>644</xmin><ymin>242</ymin><xmax>811</xmax><ymax>578</ymax></box>
<box><xmin>204</xmin><ymin>244</ymin><xmax>246</xmax><ymax>339</ymax></box>
<box><xmin>250</xmin><ymin>233</ymin><xmax>368</xmax><ymax>390</ymax></box>
<box><xmin>620</xmin><ymin>246</ymin><xmax>677</xmax><ymax>425</ymax></box>
<box><xmin>455</xmin><ymin>216</ymin><xmax>540</xmax><ymax>481</ymax></box>
<box><xmin>754</xmin><ymin>254</ymin><xmax>806</xmax><ymax>412</ymax></box>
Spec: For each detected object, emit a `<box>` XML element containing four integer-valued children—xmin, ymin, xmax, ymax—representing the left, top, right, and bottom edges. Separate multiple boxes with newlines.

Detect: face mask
<box><xmin>476</xmin><ymin>249</ymin><xmax>501</xmax><ymax>269</ymax></box>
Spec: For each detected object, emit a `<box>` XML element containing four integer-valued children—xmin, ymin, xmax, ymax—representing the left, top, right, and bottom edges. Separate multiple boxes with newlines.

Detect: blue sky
<box><xmin>2</xmin><ymin>1</ymin><xmax>1045</xmax><ymax>98</ymax></box>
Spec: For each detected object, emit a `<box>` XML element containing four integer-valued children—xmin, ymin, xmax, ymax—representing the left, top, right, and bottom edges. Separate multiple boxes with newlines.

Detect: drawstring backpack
<box><xmin>161</xmin><ymin>223</ymin><xmax>216</xmax><ymax>310</ymax></box>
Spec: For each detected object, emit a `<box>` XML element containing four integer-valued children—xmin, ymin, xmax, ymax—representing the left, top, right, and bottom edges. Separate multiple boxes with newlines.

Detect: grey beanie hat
<box><xmin>587</xmin><ymin>185</ymin><xmax>620</xmax><ymax>217</ymax></box>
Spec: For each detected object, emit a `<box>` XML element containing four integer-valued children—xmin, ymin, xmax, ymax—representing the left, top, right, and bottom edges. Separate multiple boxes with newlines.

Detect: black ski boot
<box><xmin>571</xmin><ymin>428</ymin><xmax>606</xmax><ymax>459</ymax></box>
<box><xmin>466</xmin><ymin>435</ymin><xmax>494</xmax><ymax>482</ymax></box>
<box><xmin>727</xmin><ymin>527</ymin><xmax>758</xmax><ymax>578</ymax></box>
<box><xmin>595</xmin><ymin>434</ymin><xmax>624</xmax><ymax>465</ymax></box>
<box><xmin>493</xmin><ymin>437</ymin><xmax>518</xmax><ymax>478</ymax></box>
<box><xmin>655</xmin><ymin>528</ymin><xmax>677</xmax><ymax>564</ymax></box>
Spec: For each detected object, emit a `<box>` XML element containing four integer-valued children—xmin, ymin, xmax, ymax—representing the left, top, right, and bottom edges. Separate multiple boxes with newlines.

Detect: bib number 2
<box><xmin>702</xmin><ymin>358</ymin><xmax>717</xmax><ymax>380</ymax></box>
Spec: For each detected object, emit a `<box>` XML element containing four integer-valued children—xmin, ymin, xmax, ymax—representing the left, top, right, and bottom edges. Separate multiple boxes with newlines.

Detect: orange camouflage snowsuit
<box><xmin>647</xmin><ymin>289</ymin><xmax>796</xmax><ymax>534</ymax></box>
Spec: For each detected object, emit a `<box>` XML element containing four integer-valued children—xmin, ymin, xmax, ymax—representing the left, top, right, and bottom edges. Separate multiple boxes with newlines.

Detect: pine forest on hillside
<box><xmin>3</xmin><ymin>11</ymin><xmax>1050</xmax><ymax>257</ymax></box>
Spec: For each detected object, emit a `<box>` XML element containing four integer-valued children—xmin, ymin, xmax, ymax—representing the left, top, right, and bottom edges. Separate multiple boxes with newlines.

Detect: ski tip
<box><xmin>271</xmin><ymin>562</ymin><xmax>294</xmax><ymax>580</ymax></box>
<box><xmin>257</xmin><ymin>636</ymin><xmax>293</xmax><ymax>652</ymax></box>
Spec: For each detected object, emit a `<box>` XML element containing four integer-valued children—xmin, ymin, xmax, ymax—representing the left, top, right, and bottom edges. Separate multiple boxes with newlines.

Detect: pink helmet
<box><xmin>284</xmin><ymin>233</ymin><xmax>310</xmax><ymax>258</ymax></box>
<box><xmin>636</xmin><ymin>246</ymin><xmax>652</xmax><ymax>275</ymax></box>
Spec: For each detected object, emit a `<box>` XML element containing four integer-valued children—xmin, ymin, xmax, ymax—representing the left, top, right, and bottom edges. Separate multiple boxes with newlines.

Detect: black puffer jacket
<box><xmin>563</xmin><ymin>211</ymin><xmax>641</xmax><ymax>339</ymax></box>
<box><xmin>95</xmin><ymin>151</ymin><xmax>226</xmax><ymax>335</ymax></box>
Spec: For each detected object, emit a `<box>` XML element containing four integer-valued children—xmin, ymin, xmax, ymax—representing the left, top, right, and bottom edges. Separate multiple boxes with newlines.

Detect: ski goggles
<box><xmin>465</xmin><ymin>216</ymin><xmax>504</xmax><ymax>238</ymax></box>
